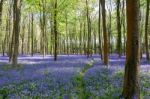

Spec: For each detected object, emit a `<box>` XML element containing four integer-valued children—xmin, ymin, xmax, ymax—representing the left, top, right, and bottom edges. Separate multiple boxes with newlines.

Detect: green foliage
<box><xmin>82</xmin><ymin>60</ymin><xmax>94</xmax><ymax>73</ymax></box>
<box><xmin>29</xmin><ymin>83</ymin><xmax>37</xmax><ymax>91</ymax></box>
<box><xmin>2</xmin><ymin>64</ymin><xmax>23</xmax><ymax>71</ymax></box>
<box><xmin>0</xmin><ymin>68</ymin><xmax>150</xmax><ymax>98</ymax></box>
<box><xmin>0</xmin><ymin>88</ymin><xmax>9</xmax><ymax>99</ymax></box>
<box><xmin>72</xmin><ymin>59</ymin><xmax>94</xmax><ymax>99</ymax></box>
<box><xmin>73</xmin><ymin>73</ymin><xmax>90</xmax><ymax>99</ymax></box>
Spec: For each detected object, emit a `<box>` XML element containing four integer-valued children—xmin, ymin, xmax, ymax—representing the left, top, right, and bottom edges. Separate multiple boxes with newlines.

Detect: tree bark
<box><xmin>98</xmin><ymin>0</ymin><xmax>103</xmax><ymax>60</ymax></box>
<box><xmin>10</xmin><ymin>0</ymin><xmax>22</xmax><ymax>65</ymax></box>
<box><xmin>122</xmin><ymin>0</ymin><xmax>140</xmax><ymax>98</ymax></box>
<box><xmin>31</xmin><ymin>13</ymin><xmax>34</xmax><ymax>56</ymax></box>
<box><xmin>0</xmin><ymin>0</ymin><xmax>4</xmax><ymax>24</ymax></box>
<box><xmin>145</xmin><ymin>0</ymin><xmax>150</xmax><ymax>60</ymax></box>
<box><xmin>101</xmin><ymin>0</ymin><xmax>109</xmax><ymax>65</ymax></box>
<box><xmin>116</xmin><ymin>0</ymin><xmax>122</xmax><ymax>57</ymax></box>
<box><xmin>86</xmin><ymin>0</ymin><xmax>91</xmax><ymax>58</ymax></box>
<box><xmin>54</xmin><ymin>0</ymin><xmax>58</xmax><ymax>61</ymax></box>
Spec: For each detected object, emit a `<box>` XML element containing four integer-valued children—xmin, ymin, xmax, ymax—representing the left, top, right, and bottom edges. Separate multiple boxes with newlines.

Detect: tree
<box><xmin>122</xmin><ymin>0</ymin><xmax>140</xmax><ymax>98</ymax></box>
<box><xmin>98</xmin><ymin>0</ymin><xmax>103</xmax><ymax>60</ymax></box>
<box><xmin>86</xmin><ymin>0</ymin><xmax>91</xmax><ymax>58</ymax></box>
<box><xmin>9</xmin><ymin>0</ymin><xmax>22</xmax><ymax>65</ymax></box>
<box><xmin>27</xmin><ymin>14</ymin><xmax>31</xmax><ymax>54</ymax></box>
<box><xmin>101</xmin><ymin>0</ymin><xmax>109</xmax><ymax>65</ymax></box>
<box><xmin>0</xmin><ymin>0</ymin><xmax>4</xmax><ymax>24</ymax></box>
<box><xmin>20</xmin><ymin>19</ymin><xmax>25</xmax><ymax>55</ymax></box>
<box><xmin>40</xmin><ymin>0</ymin><xmax>47</xmax><ymax>57</ymax></box>
<box><xmin>145</xmin><ymin>0</ymin><xmax>150</xmax><ymax>60</ymax></box>
<box><xmin>31</xmin><ymin>13</ymin><xmax>34</xmax><ymax>56</ymax></box>
<box><xmin>116</xmin><ymin>0</ymin><xmax>122</xmax><ymax>57</ymax></box>
<box><xmin>107</xmin><ymin>0</ymin><xmax>112</xmax><ymax>54</ymax></box>
<box><xmin>54</xmin><ymin>0</ymin><xmax>58</xmax><ymax>61</ymax></box>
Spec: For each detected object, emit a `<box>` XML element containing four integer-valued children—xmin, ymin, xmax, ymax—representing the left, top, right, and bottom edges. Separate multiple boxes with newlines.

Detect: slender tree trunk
<box><xmin>4</xmin><ymin>16</ymin><xmax>9</xmax><ymax>56</ymax></box>
<box><xmin>21</xmin><ymin>34</ymin><xmax>24</xmax><ymax>55</ymax></box>
<box><xmin>101</xmin><ymin>0</ymin><xmax>109</xmax><ymax>65</ymax></box>
<box><xmin>122</xmin><ymin>0</ymin><xmax>126</xmax><ymax>55</ymax></box>
<box><xmin>65</xmin><ymin>12</ymin><xmax>69</xmax><ymax>55</ymax></box>
<box><xmin>140</xmin><ymin>16</ymin><xmax>144</xmax><ymax>59</ymax></box>
<box><xmin>9</xmin><ymin>33</ymin><xmax>14</xmax><ymax>62</ymax></box>
<box><xmin>28</xmin><ymin>14</ymin><xmax>31</xmax><ymax>54</ymax></box>
<box><xmin>145</xmin><ymin>0</ymin><xmax>150</xmax><ymax>60</ymax></box>
<box><xmin>79</xmin><ymin>22</ymin><xmax>82</xmax><ymax>55</ymax></box>
<box><xmin>0</xmin><ymin>0</ymin><xmax>4</xmax><ymax>25</ymax></box>
<box><xmin>11</xmin><ymin>0</ymin><xmax>22</xmax><ymax>65</ymax></box>
<box><xmin>98</xmin><ymin>0</ymin><xmax>103</xmax><ymax>60</ymax></box>
<box><xmin>54</xmin><ymin>0</ymin><xmax>58</xmax><ymax>61</ymax></box>
<box><xmin>31</xmin><ymin>13</ymin><xmax>34</xmax><ymax>56</ymax></box>
<box><xmin>21</xmin><ymin>22</ymin><xmax>25</xmax><ymax>55</ymax></box>
<box><xmin>83</xmin><ymin>22</ymin><xmax>86</xmax><ymax>55</ymax></box>
<box><xmin>116</xmin><ymin>0</ymin><xmax>122</xmax><ymax>57</ymax></box>
<box><xmin>86</xmin><ymin>0</ymin><xmax>91</xmax><ymax>58</ymax></box>
<box><xmin>2</xmin><ymin>40</ymin><xmax>4</xmax><ymax>56</ymax></box>
<box><xmin>108</xmin><ymin>0</ymin><xmax>112</xmax><ymax>54</ymax></box>
<box><xmin>122</xmin><ymin>0</ymin><xmax>140</xmax><ymax>98</ymax></box>
<box><xmin>0</xmin><ymin>0</ymin><xmax>4</xmax><ymax>55</ymax></box>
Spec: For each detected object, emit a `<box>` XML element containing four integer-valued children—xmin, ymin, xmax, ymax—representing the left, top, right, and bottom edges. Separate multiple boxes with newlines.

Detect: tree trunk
<box><xmin>31</xmin><ymin>13</ymin><xmax>34</xmax><ymax>56</ymax></box>
<box><xmin>54</xmin><ymin>0</ymin><xmax>58</xmax><ymax>61</ymax></box>
<box><xmin>28</xmin><ymin>14</ymin><xmax>31</xmax><ymax>54</ymax></box>
<box><xmin>21</xmin><ymin>21</ymin><xmax>25</xmax><ymax>55</ymax></box>
<box><xmin>116</xmin><ymin>0</ymin><xmax>122</xmax><ymax>57</ymax></box>
<box><xmin>145</xmin><ymin>0</ymin><xmax>150</xmax><ymax>60</ymax></box>
<box><xmin>86</xmin><ymin>0</ymin><xmax>91</xmax><ymax>58</ymax></box>
<box><xmin>122</xmin><ymin>0</ymin><xmax>126</xmax><ymax>56</ymax></box>
<box><xmin>98</xmin><ymin>0</ymin><xmax>103</xmax><ymax>60</ymax></box>
<box><xmin>0</xmin><ymin>0</ymin><xmax>4</xmax><ymax>24</ymax></box>
<box><xmin>10</xmin><ymin>0</ymin><xmax>22</xmax><ymax>65</ymax></box>
<box><xmin>101</xmin><ymin>0</ymin><xmax>109</xmax><ymax>65</ymax></box>
<box><xmin>122</xmin><ymin>0</ymin><xmax>140</xmax><ymax>98</ymax></box>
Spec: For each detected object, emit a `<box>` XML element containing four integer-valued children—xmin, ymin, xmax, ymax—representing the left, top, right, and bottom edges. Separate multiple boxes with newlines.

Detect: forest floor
<box><xmin>0</xmin><ymin>54</ymin><xmax>150</xmax><ymax>99</ymax></box>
